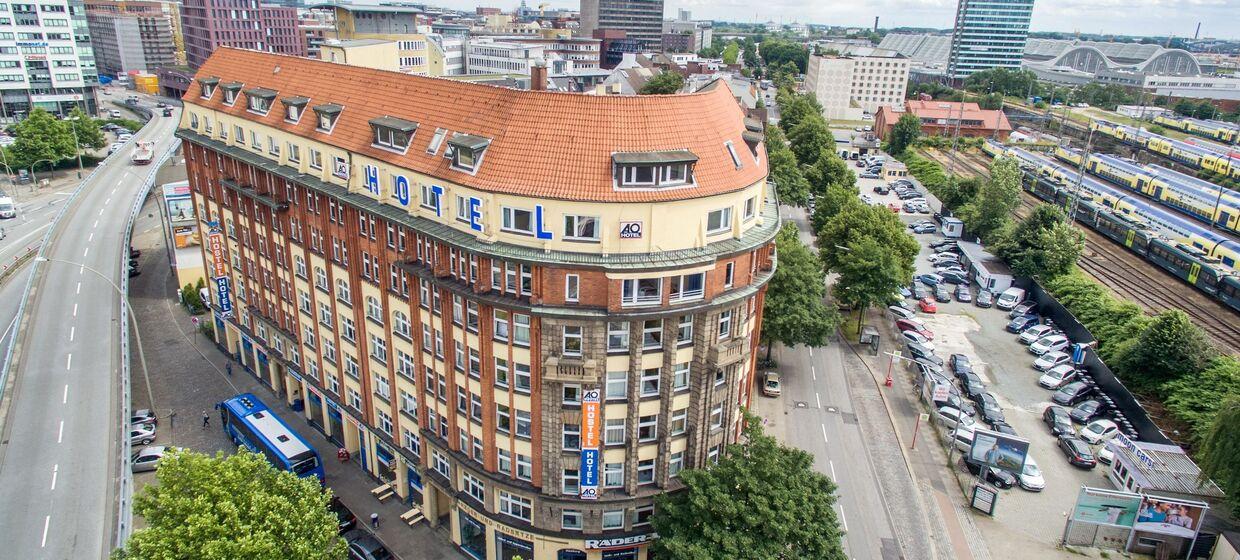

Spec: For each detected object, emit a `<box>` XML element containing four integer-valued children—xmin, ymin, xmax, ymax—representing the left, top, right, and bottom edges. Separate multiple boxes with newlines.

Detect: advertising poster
<box><xmin>579</xmin><ymin>389</ymin><xmax>601</xmax><ymax>500</ymax></box>
<box><xmin>1071</xmin><ymin>487</ymin><xmax>1141</xmax><ymax>527</ymax></box>
<box><xmin>1135</xmin><ymin>495</ymin><xmax>1207</xmax><ymax>539</ymax></box>
<box><xmin>172</xmin><ymin>225</ymin><xmax>200</xmax><ymax>248</ymax></box>
<box><xmin>163</xmin><ymin>182</ymin><xmax>194</xmax><ymax>223</ymax></box>
<box><xmin>968</xmin><ymin>429</ymin><xmax>1030</xmax><ymax>473</ymax></box>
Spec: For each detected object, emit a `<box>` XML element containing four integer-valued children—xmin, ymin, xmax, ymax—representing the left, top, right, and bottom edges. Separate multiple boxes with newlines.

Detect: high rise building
<box><xmin>805</xmin><ymin>46</ymin><xmax>910</xmax><ymax>120</ymax></box>
<box><xmin>946</xmin><ymin>0</ymin><xmax>1035</xmax><ymax>80</ymax></box>
<box><xmin>580</xmin><ymin>0</ymin><xmax>664</xmax><ymax>51</ymax></box>
<box><xmin>85</xmin><ymin>0</ymin><xmax>177</xmax><ymax>77</ymax></box>
<box><xmin>180</xmin><ymin>0</ymin><xmax>304</xmax><ymax>69</ymax></box>
<box><xmin>0</xmin><ymin>0</ymin><xmax>100</xmax><ymax>120</ymax></box>
<box><xmin>178</xmin><ymin>47</ymin><xmax>774</xmax><ymax>560</ymax></box>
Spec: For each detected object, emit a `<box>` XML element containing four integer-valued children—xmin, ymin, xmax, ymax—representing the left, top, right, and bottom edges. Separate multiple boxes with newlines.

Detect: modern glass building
<box><xmin>947</xmin><ymin>0</ymin><xmax>1035</xmax><ymax>80</ymax></box>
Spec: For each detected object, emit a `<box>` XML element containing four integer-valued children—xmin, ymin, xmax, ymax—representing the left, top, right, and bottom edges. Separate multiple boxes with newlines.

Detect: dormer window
<box><xmin>281</xmin><ymin>96</ymin><xmax>309</xmax><ymax>123</ymax></box>
<box><xmin>447</xmin><ymin>133</ymin><xmax>490</xmax><ymax>174</ymax></box>
<box><xmin>198</xmin><ymin>76</ymin><xmax>219</xmax><ymax>99</ymax></box>
<box><xmin>312</xmin><ymin>103</ymin><xmax>343</xmax><ymax>133</ymax></box>
<box><xmin>369</xmin><ymin>116</ymin><xmax>418</xmax><ymax>153</ymax></box>
<box><xmin>614</xmin><ymin>150</ymin><xmax>698</xmax><ymax>189</ymax></box>
<box><xmin>220</xmin><ymin>82</ymin><xmax>243</xmax><ymax>105</ymax></box>
<box><xmin>244</xmin><ymin>87</ymin><xmax>276</xmax><ymax>115</ymax></box>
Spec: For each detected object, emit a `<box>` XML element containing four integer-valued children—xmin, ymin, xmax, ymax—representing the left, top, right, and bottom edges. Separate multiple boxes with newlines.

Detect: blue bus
<box><xmin>219</xmin><ymin>393</ymin><xmax>325</xmax><ymax>482</ymax></box>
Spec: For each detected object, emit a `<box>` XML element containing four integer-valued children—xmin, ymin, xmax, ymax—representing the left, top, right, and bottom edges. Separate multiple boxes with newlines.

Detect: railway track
<box><xmin>917</xmin><ymin>148</ymin><xmax>991</xmax><ymax>180</ymax></box>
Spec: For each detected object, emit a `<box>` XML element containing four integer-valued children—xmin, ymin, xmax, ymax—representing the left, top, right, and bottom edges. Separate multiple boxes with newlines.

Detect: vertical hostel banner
<box><xmin>579</xmin><ymin>389</ymin><xmax>601</xmax><ymax>499</ymax></box>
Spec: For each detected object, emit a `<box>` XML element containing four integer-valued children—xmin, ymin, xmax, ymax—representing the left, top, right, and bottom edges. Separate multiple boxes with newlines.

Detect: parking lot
<box><xmin>854</xmin><ymin>162</ymin><xmax>1116</xmax><ymax>548</ymax></box>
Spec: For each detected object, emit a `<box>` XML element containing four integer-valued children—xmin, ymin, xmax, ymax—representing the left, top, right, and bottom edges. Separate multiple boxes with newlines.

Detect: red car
<box><xmin>918</xmin><ymin>297</ymin><xmax>937</xmax><ymax>313</ymax></box>
<box><xmin>894</xmin><ymin>318</ymin><xmax>934</xmax><ymax>340</ymax></box>
<box><xmin>887</xmin><ymin>203</ymin><xmax>901</xmax><ymax>213</ymax></box>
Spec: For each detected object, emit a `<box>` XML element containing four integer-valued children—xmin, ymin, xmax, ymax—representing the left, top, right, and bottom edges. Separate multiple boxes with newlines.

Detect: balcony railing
<box><xmin>543</xmin><ymin>356</ymin><xmax>597</xmax><ymax>383</ymax></box>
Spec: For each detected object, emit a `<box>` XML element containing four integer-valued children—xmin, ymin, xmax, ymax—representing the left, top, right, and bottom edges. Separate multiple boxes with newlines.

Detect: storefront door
<box><xmin>495</xmin><ymin>534</ymin><xmax>534</xmax><ymax>560</ymax></box>
<box><xmin>457</xmin><ymin>511</ymin><xmax>486</xmax><ymax>560</ymax></box>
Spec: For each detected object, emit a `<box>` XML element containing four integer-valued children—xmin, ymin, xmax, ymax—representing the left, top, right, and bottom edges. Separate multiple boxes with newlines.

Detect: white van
<box><xmin>0</xmin><ymin>196</ymin><xmax>14</xmax><ymax>219</ymax></box>
<box><xmin>109</xmin><ymin>109</ymin><xmax>122</xmax><ymax>119</ymax></box>
<box><xmin>996</xmin><ymin>287</ymin><xmax>1026</xmax><ymax>311</ymax></box>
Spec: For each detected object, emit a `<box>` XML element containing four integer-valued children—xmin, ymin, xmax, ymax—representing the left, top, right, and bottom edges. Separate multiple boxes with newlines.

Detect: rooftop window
<box><xmin>369</xmin><ymin>116</ymin><xmax>418</xmax><ymax>152</ymax></box>
<box><xmin>613</xmin><ymin>150</ymin><xmax>697</xmax><ymax>189</ymax></box>
<box><xmin>313</xmin><ymin>103</ymin><xmax>343</xmax><ymax>133</ymax></box>
<box><xmin>244</xmin><ymin>87</ymin><xmax>276</xmax><ymax>115</ymax></box>
<box><xmin>198</xmin><ymin>76</ymin><xmax>219</xmax><ymax>99</ymax></box>
<box><xmin>447</xmin><ymin>133</ymin><xmax>489</xmax><ymax>174</ymax></box>
<box><xmin>281</xmin><ymin>96</ymin><xmax>309</xmax><ymax>123</ymax></box>
<box><xmin>220</xmin><ymin>81</ymin><xmax>243</xmax><ymax>105</ymax></box>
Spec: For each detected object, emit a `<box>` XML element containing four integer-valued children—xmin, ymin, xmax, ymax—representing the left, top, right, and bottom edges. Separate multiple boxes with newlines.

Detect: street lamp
<box><xmin>29</xmin><ymin>158</ymin><xmax>55</xmax><ymax>193</ymax></box>
<box><xmin>35</xmin><ymin>256</ymin><xmax>125</xmax><ymax>296</ymax></box>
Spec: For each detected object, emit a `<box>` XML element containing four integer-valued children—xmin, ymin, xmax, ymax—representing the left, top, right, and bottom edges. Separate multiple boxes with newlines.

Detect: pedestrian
<box><xmin>202</xmin><ymin>410</ymin><xmax>209</xmax><ymax>428</ymax></box>
<box><xmin>225</xmin><ymin>362</ymin><xmax>232</xmax><ymax>376</ymax></box>
<box><xmin>370</xmin><ymin>512</ymin><xmax>380</xmax><ymax>529</ymax></box>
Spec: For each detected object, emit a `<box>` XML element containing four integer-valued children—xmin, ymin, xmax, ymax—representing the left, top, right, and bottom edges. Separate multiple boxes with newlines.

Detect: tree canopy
<box><xmin>651</xmin><ymin>415</ymin><xmax>846</xmax><ymax>560</ymax></box>
<box><xmin>787</xmin><ymin>117</ymin><xmax>832</xmax><ymax>168</ymax></box>
<box><xmin>775</xmin><ymin>91</ymin><xmax>823</xmax><ymax>134</ymax></box>
<box><xmin>1113</xmin><ymin>310</ymin><xmax>1217</xmax><ymax>391</ymax></box>
<box><xmin>957</xmin><ymin>156</ymin><xmax>1022</xmax><ymax>242</ymax></box>
<box><xmin>640</xmin><ymin>71</ymin><xmax>685</xmax><ymax>95</ymax></box>
<box><xmin>816</xmin><ymin>203</ymin><xmax>918</xmax><ymax>280</ymax></box>
<box><xmin>993</xmin><ymin>204</ymin><xmax>1084</xmax><ymax>279</ymax></box>
<box><xmin>885</xmin><ymin>113</ymin><xmax>921</xmax><ymax>156</ymax></box>
<box><xmin>761</xmin><ymin>223</ymin><xmax>838</xmax><ymax>356</ymax></box>
<box><xmin>115</xmin><ymin>450</ymin><xmax>346</xmax><ymax>560</ymax></box>
<box><xmin>68</xmin><ymin>106</ymin><xmax>107</xmax><ymax>150</ymax></box>
<box><xmin>833</xmin><ymin>236</ymin><xmax>906</xmax><ymax>326</ymax></box>
<box><xmin>9</xmin><ymin>108</ymin><xmax>77</xmax><ymax>170</ymax></box>
<box><xmin>759</xmin><ymin>39</ymin><xmax>810</xmax><ymax>74</ymax></box>
<box><xmin>765</xmin><ymin>127</ymin><xmax>811</xmax><ymax>207</ymax></box>
<box><xmin>803</xmin><ymin>149</ymin><xmax>854</xmax><ymax>198</ymax></box>
<box><xmin>722</xmin><ymin>43</ymin><xmax>740</xmax><ymax>65</ymax></box>
<box><xmin>1197</xmin><ymin>398</ymin><xmax>1240</xmax><ymax>517</ymax></box>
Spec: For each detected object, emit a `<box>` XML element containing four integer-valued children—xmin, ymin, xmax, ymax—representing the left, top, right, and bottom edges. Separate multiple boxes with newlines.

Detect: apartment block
<box><xmin>804</xmin><ymin>47</ymin><xmax>910</xmax><ymax>121</ymax></box>
<box><xmin>85</xmin><ymin>0</ymin><xmax>176</xmax><ymax>77</ymax></box>
<box><xmin>180</xmin><ymin>0</ymin><xmax>304</xmax><ymax>69</ymax></box>
<box><xmin>579</xmin><ymin>0</ymin><xmax>664</xmax><ymax>52</ymax></box>
<box><xmin>177</xmin><ymin>48</ymin><xmax>774</xmax><ymax>560</ymax></box>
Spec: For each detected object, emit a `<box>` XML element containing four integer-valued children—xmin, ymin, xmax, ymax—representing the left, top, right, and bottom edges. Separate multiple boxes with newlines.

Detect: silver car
<box><xmin>130</xmin><ymin>423</ymin><xmax>156</xmax><ymax>445</ymax></box>
<box><xmin>132</xmin><ymin>446</ymin><xmax>172</xmax><ymax>472</ymax></box>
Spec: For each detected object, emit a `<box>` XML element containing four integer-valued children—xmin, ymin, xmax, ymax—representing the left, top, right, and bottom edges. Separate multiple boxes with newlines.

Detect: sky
<box><xmin>436</xmin><ymin>0</ymin><xmax>1240</xmax><ymax>40</ymax></box>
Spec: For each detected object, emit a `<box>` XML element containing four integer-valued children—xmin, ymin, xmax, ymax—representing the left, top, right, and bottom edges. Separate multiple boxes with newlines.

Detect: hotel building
<box><xmin>177</xmin><ymin>48</ymin><xmax>776</xmax><ymax>560</ymax></box>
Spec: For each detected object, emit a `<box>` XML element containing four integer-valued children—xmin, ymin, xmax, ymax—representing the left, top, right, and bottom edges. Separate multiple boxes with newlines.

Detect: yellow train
<box><xmin>1152</xmin><ymin>114</ymin><xmax>1239</xmax><ymax>144</ymax></box>
<box><xmin>1089</xmin><ymin>119</ymin><xmax>1240</xmax><ymax>180</ymax></box>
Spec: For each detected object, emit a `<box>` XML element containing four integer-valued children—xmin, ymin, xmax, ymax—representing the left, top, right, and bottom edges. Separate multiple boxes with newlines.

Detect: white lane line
<box><xmin>40</xmin><ymin>516</ymin><xmax>49</xmax><ymax>547</ymax></box>
<box><xmin>62</xmin><ymin>384</ymin><xmax>67</xmax><ymax>404</ymax></box>
<box><xmin>98</xmin><ymin>208</ymin><xmax>104</xmax><ymax>216</ymax></box>
<box><xmin>105</xmin><ymin>197</ymin><xmax>111</xmax><ymax>205</ymax></box>
<box><xmin>809</xmin><ymin>347</ymin><xmax>814</xmax><ymax>357</ymax></box>
<box><xmin>821</xmin><ymin>423</ymin><xmax>829</xmax><ymax>444</ymax></box>
<box><xmin>69</xmin><ymin>326</ymin><xmax>74</xmax><ymax>341</ymax></box>
<box><xmin>88</xmin><ymin>232</ymin><xmax>94</xmax><ymax>242</ymax></box>
<box><xmin>50</xmin><ymin>464</ymin><xmax>58</xmax><ymax>490</ymax></box>
<box><xmin>72</xmin><ymin>303</ymin><xmax>77</xmax><ymax>317</ymax></box>
<box><xmin>811</xmin><ymin>365</ymin><xmax>817</xmax><ymax>381</ymax></box>
<box><xmin>66</xmin><ymin>354</ymin><xmax>72</xmax><ymax>370</ymax></box>
<box><xmin>816</xmin><ymin>392</ymin><xmax>821</xmax><ymax>408</ymax></box>
<box><xmin>829</xmin><ymin>460</ymin><xmax>838</xmax><ymax>482</ymax></box>
<box><xmin>838</xmin><ymin>505</ymin><xmax>848</xmax><ymax>532</ymax></box>
<box><xmin>93</xmin><ymin>219</ymin><xmax>98</xmax><ymax>228</ymax></box>
<box><xmin>82</xmin><ymin>247</ymin><xmax>89</xmax><ymax>258</ymax></box>
<box><xmin>76</xmin><ymin>282</ymin><xmax>81</xmax><ymax>294</ymax></box>
<box><xmin>57</xmin><ymin>420</ymin><xmax>63</xmax><ymax>442</ymax></box>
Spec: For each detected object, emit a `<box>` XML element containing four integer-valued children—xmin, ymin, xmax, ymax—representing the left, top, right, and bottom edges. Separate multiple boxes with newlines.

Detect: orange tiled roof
<box><xmin>904</xmin><ymin>100</ymin><xmax>1012</xmax><ymax>132</ymax></box>
<box><xmin>184</xmin><ymin>48</ymin><xmax>768</xmax><ymax>203</ymax></box>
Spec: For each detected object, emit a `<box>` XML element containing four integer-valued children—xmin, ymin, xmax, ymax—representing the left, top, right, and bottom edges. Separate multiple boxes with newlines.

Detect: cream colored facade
<box><xmin>805</xmin><ymin>51</ymin><xmax>910</xmax><ymax>120</ymax></box>
<box><xmin>320</xmin><ymin>40</ymin><xmax>402</xmax><ymax>72</ymax></box>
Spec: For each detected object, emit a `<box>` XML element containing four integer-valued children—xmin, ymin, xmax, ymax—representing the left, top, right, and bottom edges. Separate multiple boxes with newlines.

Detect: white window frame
<box><xmin>500</xmin><ymin>206</ymin><xmax>534</xmax><ymax>235</ymax></box>
<box><xmin>563</xmin><ymin>215</ymin><xmax>599</xmax><ymax>241</ymax></box>
<box><xmin>707</xmin><ymin>207</ymin><xmax>733</xmax><ymax>234</ymax></box>
<box><xmin>565</xmin><ymin>274</ymin><xmax>579</xmax><ymax>303</ymax></box>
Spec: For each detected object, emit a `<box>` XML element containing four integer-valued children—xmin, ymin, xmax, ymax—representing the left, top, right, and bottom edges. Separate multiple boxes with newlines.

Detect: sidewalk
<box><xmin>127</xmin><ymin>192</ymin><xmax>462</xmax><ymax>559</ymax></box>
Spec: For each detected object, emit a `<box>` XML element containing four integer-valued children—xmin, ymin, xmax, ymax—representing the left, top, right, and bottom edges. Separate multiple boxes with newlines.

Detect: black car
<box><xmin>975</xmin><ymin>289</ymin><xmax>994</xmax><ymax>308</ymax></box>
<box><xmin>949</xmin><ymin>354</ymin><xmax>972</xmax><ymax>377</ymax></box>
<box><xmin>1058</xmin><ymin>436</ymin><xmax>1097</xmax><ymax>469</ymax></box>
<box><xmin>329</xmin><ymin>497</ymin><xmax>357</xmax><ymax>534</ymax></box>
<box><xmin>873</xmin><ymin>185</ymin><xmax>889</xmax><ymax>194</ymax></box>
<box><xmin>1005</xmin><ymin>314</ymin><xmax>1040</xmax><ymax>333</ymax></box>
<box><xmin>990</xmin><ymin>421</ymin><xmax>1017</xmax><ymax>436</ymax></box>
<box><xmin>128</xmin><ymin>265</ymin><xmax>141</xmax><ymax>277</ymax></box>
<box><xmin>961</xmin><ymin>373</ymin><xmax>986</xmax><ymax>400</ymax></box>
<box><xmin>934</xmin><ymin>284</ymin><xmax>951</xmax><ymax>302</ymax></box>
<box><xmin>917</xmin><ymin>352</ymin><xmax>945</xmax><ymax>368</ymax></box>
<box><xmin>955</xmin><ymin>284</ymin><xmax>972</xmax><ymax>302</ymax></box>
<box><xmin>915</xmin><ymin>359</ymin><xmax>945</xmax><ymax>378</ymax></box>
<box><xmin>975</xmin><ymin>393</ymin><xmax>1005</xmax><ymax>426</ymax></box>
<box><xmin>1042</xmin><ymin>405</ymin><xmax>1075</xmax><ymax>437</ymax></box>
<box><xmin>1070</xmin><ymin>400</ymin><xmax>1105</xmax><ymax>424</ymax></box>
<box><xmin>906</xmin><ymin>344</ymin><xmax>938</xmax><ymax>364</ymax></box>
<box><xmin>345</xmin><ymin>530</ymin><xmax>393</xmax><ymax>560</ymax></box>
<box><xmin>964</xmin><ymin>458</ymin><xmax>1017</xmax><ymax>488</ymax></box>
<box><xmin>912</xmin><ymin>284</ymin><xmax>929</xmax><ymax>300</ymax></box>
<box><xmin>940</xmin><ymin>271</ymin><xmax>968</xmax><ymax>285</ymax></box>
<box><xmin>1052</xmin><ymin>381</ymin><xmax>1093</xmax><ymax>406</ymax></box>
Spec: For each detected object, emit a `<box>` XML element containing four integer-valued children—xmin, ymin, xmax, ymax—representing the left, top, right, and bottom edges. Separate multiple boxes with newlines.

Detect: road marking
<box><xmin>50</xmin><ymin>464</ymin><xmax>58</xmax><ymax>490</ymax></box>
<box><xmin>66</xmin><ymin>354</ymin><xmax>71</xmax><ymax>370</ymax></box>
<box><xmin>98</xmin><ymin>208</ymin><xmax>104</xmax><ymax>216</ymax></box>
<box><xmin>829</xmin><ymin>460</ymin><xmax>838</xmax><ymax>482</ymax></box>
<box><xmin>62</xmin><ymin>384</ymin><xmax>67</xmax><ymax>404</ymax></box>
<box><xmin>105</xmin><ymin>197</ymin><xmax>111</xmax><ymax>205</ymax></box>
<box><xmin>57</xmin><ymin>420</ymin><xmax>63</xmax><ymax>442</ymax></box>
<box><xmin>79</xmin><ymin>265</ymin><xmax>84</xmax><ymax>275</ymax></box>
<box><xmin>83</xmin><ymin>247</ymin><xmax>89</xmax><ymax>258</ymax></box>
<box><xmin>821</xmin><ymin>423</ymin><xmax>829</xmax><ymax>444</ymax></box>
<box><xmin>72</xmin><ymin>303</ymin><xmax>77</xmax><ymax>317</ymax></box>
<box><xmin>809</xmin><ymin>347</ymin><xmax>814</xmax><ymax>357</ymax></box>
<box><xmin>69</xmin><ymin>326</ymin><xmax>74</xmax><ymax>341</ymax></box>
<box><xmin>76</xmin><ymin>282</ymin><xmax>81</xmax><ymax>294</ymax></box>
<box><xmin>838</xmin><ymin>505</ymin><xmax>848</xmax><ymax>532</ymax></box>
<box><xmin>40</xmin><ymin>516</ymin><xmax>49</xmax><ymax>547</ymax></box>
<box><xmin>816</xmin><ymin>392</ymin><xmax>821</xmax><ymax>408</ymax></box>
<box><xmin>811</xmin><ymin>365</ymin><xmax>817</xmax><ymax>381</ymax></box>
<box><xmin>88</xmin><ymin>232</ymin><xmax>94</xmax><ymax>242</ymax></box>
<box><xmin>93</xmin><ymin>220</ymin><xmax>98</xmax><ymax>228</ymax></box>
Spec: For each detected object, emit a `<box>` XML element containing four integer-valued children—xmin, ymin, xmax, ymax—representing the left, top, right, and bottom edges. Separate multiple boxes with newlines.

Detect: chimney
<box><xmin>530</xmin><ymin>58</ymin><xmax>547</xmax><ymax>91</ymax></box>
<box><xmin>874</xmin><ymin>16</ymin><xmax>879</xmax><ymax>33</ymax></box>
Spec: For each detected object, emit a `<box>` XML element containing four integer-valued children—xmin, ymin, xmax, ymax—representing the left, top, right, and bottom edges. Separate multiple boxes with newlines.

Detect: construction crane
<box><xmin>539</xmin><ymin>2</ymin><xmax>549</xmax><ymax>16</ymax></box>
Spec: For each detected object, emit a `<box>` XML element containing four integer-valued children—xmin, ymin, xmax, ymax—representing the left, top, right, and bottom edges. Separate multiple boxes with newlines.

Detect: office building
<box><xmin>321</xmin><ymin>4</ymin><xmax>434</xmax><ymax>76</ymax></box>
<box><xmin>0</xmin><ymin>0</ymin><xmax>100</xmax><ymax>120</ymax></box>
<box><xmin>180</xmin><ymin>0</ymin><xmax>304</xmax><ymax>69</ymax></box>
<box><xmin>946</xmin><ymin>0</ymin><xmax>1035</xmax><ymax>80</ymax></box>
<box><xmin>465</xmin><ymin>39</ymin><xmax>549</xmax><ymax>75</ymax></box>
<box><xmin>804</xmin><ymin>46</ymin><xmax>909</xmax><ymax>121</ymax></box>
<box><xmin>85</xmin><ymin>0</ymin><xmax>177</xmax><ymax>77</ymax></box>
<box><xmin>662</xmin><ymin>9</ymin><xmax>710</xmax><ymax>51</ymax></box>
<box><xmin>178</xmin><ymin>47</ymin><xmax>774</xmax><ymax>560</ymax></box>
<box><xmin>874</xmin><ymin>100</ymin><xmax>1013</xmax><ymax>141</ymax></box>
<box><xmin>299</xmin><ymin>9</ymin><xmax>334</xmax><ymax>60</ymax></box>
<box><xmin>580</xmin><ymin>0</ymin><xmax>664</xmax><ymax>51</ymax></box>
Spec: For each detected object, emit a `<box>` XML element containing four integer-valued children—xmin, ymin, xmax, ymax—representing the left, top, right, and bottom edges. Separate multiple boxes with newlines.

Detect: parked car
<box><xmin>1005</xmin><ymin>314</ymin><xmax>1040</xmax><ymax>333</ymax></box>
<box><xmin>1008</xmin><ymin>301</ymin><xmax>1038</xmax><ymax>318</ymax></box>
<box><xmin>1097</xmin><ymin>442</ymin><xmax>1115</xmax><ymax>465</ymax></box>
<box><xmin>1038</xmin><ymin>364</ymin><xmax>1079</xmax><ymax>389</ymax></box>
<box><xmin>975</xmin><ymin>289</ymin><xmax>994</xmax><ymax>308</ymax></box>
<box><xmin>130</xmin><ymin>423</ymin><xmax>156</xmax><ymax>445</ymax></box>
<box><xmin>912</xmin><ymin>223</ymin><xmax>937</xmax><ymax>234</ymax></box>
<box><xmin>860</xmin><ymin>172</ymin><xmax>880</xmax><ymax>179</ymax></box>
<box><xmin>888</xmin><ymin>305</ymin><xmax>917</xmax><ymax>320</ymax></box>
<box><xmin>107</xmin><ymin>142</ymin><xmax>125</xmax><ymax>155</ymax></box>
<box><xmin>873</xmin><ymin>185</ymin><xmax>889</xmax><ymax>194</ymax></box>
<box><xmin>894</xmin><ymin>319</ymin><xmax>932</xmax><ymax>339</ymax></box>
<box><xmin>960</xmin><ymin>373</ymin><xmax>986</xmax><ymax>401</ymax></box>
<box><xmin>916</xmin><ymin>273</ymin><xmax>943</xmax><ymax>286</ymax></box>
<box><xmin>947</xmin><ymin>426</ymin><xmax>975</xmax><ymax>453</ymax></box>
<box><xmin>940</xmin><ymin>271</ymin><xmax>968</xmax><ymax>285</ymax></box>
<box><xmin>1043</xmin><ymin>405</ymin><xmax>1075</xmax><ymax>437</ymax></box>
<box><xmin>949</xmin><ymin>354</ymin><xmax>973</xmax><ymax>377</ymax></box>
<box><xmin>899</xmin><ymin>330</ymin><xmax>934</xmax><ymax>350</ymax></box>
<box><xmin>1019</xmin><ymin>457</ymin><xmax>1046</xmax><ymax>492</ymax></box>
<box><xmin>1034</xmin><ymin>351</ymin><xmax>1072</xmax><ymax>371</ymax></box>
<box><xmin>908</xmin><ymin>219</ymin><xmax>933</xmax><ymax>230</ymax></box>
<box><xmin>930</xmin><ymin>240</ymin><xmax>958</xmax><ymax>251</ymax></box>
<box><xmin>1069</xmin><ymin>399</ymin><xmax>1105</xmax><ymax>424</ymax></box>
<box><xmin>975</xmin><ymin>393</ymin><xmax>1006</xmax><ymax>426</ymax></box>
<box><xmin>954</xmin><ymin>284</ymin><xmax>972</xmax><ymax>302</ymax></box>
<box><xmin>933</xmin><ymin>282</ymin><xmax>952</xmax><ymax>301</ymax></box>
<box><xmin>905</xmin><ymin>342</ymin><xmax>937</xmax><ymax>362</ymax></box>
<box><xmin>762</xmin><ymin>372</ymin><xmax>782</xmax><ymax>397</ymax></box>
<box><xmin>928</xmin><ymin>253</ymin><xmax>958</xmax><ymax>265</ymax></box>
<box><xmin>912</xmin><ymin>283</ymin><xmax>929</xmax><ymax>299</ymax></box>
<box><xmin>916</xmin><ymin>352</ymin><xmax>945</xmax><ymax>367</ymax></box>
<box><xmin>1029</xmin><ymin>334</ymin><xmax>1071</xmax><ymax>355</ymax></box>
<box><xmin>1080</xmin><ymin>419</ymin><xmax>1120</xmax><ymax>444</ymax></box>
<box><xmin>918</xmin><ymin>297</ymin><xmax>938</xmax><ymax>313</ymax></box>
<box><xmin>1019</xmin><ymin>324</ymin><xmax>1057</xmax><ymax>345</ymax></box>
<box><xmin>936</xmin><ymin>406</ymin><xmax>976</xmax><ymax>430</ymax></box>
<box><xmin>1052</xmin><ymin>381</ymin><xmax>1093</xmax><ymax>406</ymax></box>
<box><xmin>964</xmin><ymin>457</ymin><xmax>1017</xmax><ymax>489</ymax></box>
<box><xmin>131</xmin><ymin>446</ymin><xmax>173</xmax><ymax>472</ymax></box>
<box><xmin>345</xmin><ymin>530</ymin><xmax>393</xmax><ymax>560</ymax></box>
<box><xmin>1057</xmin><ymin>436</ymin><xmax>1097</xmax><ymax>469</ymax></box>
<box><xmin>131</xmin><ymin>408</ymin><xmax>158</xmax><ymax>425</ymax></box>
<box><xmin>329</xmin><ymin>497</ymin><xmax>358</xmax><ymax>534</ymax></box>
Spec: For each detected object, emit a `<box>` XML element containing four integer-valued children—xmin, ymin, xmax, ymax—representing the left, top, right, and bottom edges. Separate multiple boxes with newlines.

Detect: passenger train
<box><xmin>983</xmin><ymin>140</ymin><xmax>1240</xmax><ymax>313</ymax></box>
<box><xmin>1151</xmin><ymin>114</ymin><xmax>1239</xmax><ymax>144</ymax></box>
<box><xmin>1089</xmin><ymin>119</ymin><xmax>1240</xmax><ymax>180</ymax></box>
<box><xmin>1050</xmin><ymin>145</ymin><xmax>1240</xmax><ymax>234</ymax></box>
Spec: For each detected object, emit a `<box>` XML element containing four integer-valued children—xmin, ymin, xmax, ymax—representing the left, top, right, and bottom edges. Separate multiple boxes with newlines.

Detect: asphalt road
<box><xmin>0</xmin><ymin>99</ymin><xmax>179</xmax><ymax>559</ymax></box>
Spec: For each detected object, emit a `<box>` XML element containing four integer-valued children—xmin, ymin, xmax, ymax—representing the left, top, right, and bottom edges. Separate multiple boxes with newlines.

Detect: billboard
<box><xmin>1135</xmin><ymin>495</ymin><xmax>1206</xmax><ymax>539</ymax></box>
<box><xmin>579</xmin><ymin>389</ymin><xmax>601</xmax><ymax>500</ymax></box>
<box><xmin>172</xmin><ymin>225</ymin><xmax>200</xmax><ymax>248</ymax></box>
<box><xmin>968</xmin><ymin>429</ymin><xmax>1030</xmax><ymax>473</ymax></box>
<box><xmin>1071</xmin><ymin>487</ymin><xmax>1142</xmax><ymax>527</ymax></box>
<box><xmin>163</xmin><ymin>181</ymin><xmax>194</xmax><ymax>223</ymax></box>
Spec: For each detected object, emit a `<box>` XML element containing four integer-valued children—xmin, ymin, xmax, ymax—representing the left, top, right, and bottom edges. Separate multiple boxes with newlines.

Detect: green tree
<box><xmin>10</xmin><ymin>107</ymin><xmax>76</xmax><ymax>169</ymax></box>
<box><xmin>1164</xmin><ymin>356</ymin><xmax>1240</xmax><ymax>438</ymax></box>
<box><xmin>722</xmin><ymin>42</ymin><xmax>740</xmax><ymax>65</ymax></box>
<box><xmin>651</xmin><ymin>415</ymin><xmax>846</xmax><ymax>560</ymax></box>
<box><xmin>1113</xmin><ymin>310</ymin><xmax>1217</xmax><ymax>391</ymax></box>
<box><xmin>978</xmin><ymin>92</ymin><xmax>1004</xmax><ymax>110</ymax></box>
<box><xmin>803</xmin><ymin>149</ymin><xmax>854</xmax><ymax>198</ymax></box>
<box><xmin>886</xmin><ymin>113</ymin><xmax>922</xmax><ymax>156</ymax></box>
<box><xmin>957</xmin><ymin>156</ymin><xmax>1021</xmax><ymax>241</ymax></box>
<box><xmin>787</xmin><ymin>117</ymin><xmax>832</xmax><ymax>167</ymax></box>
<box><xmin>993</xmin><ymin>204</ymin><xmax>1084</xmax><ymax>279</ymax></box>
<box><xmin>760</xmin><ymin>224</ymin><xmax>839</xmax><ymax>359</ymax></box>
<box><xmin>768</xmin><ymin>147</ymin><xmax>811</xmax><ymax>207</ymax></box>
<box><xmin>1196</xmin><ymin>398</ymin><xmax>1240</xmax><ymax>517</ymax></box>
<box><xmin>115</xmin><ymin>450</ymin><xmax>345</xmax><ymax>560</ymax></box>
<box><xmin>816</xmin><ymin>203</ymin><xmax>918</xmax><ymax>280</ymax></box>
<box><xmin>68</xmin><ymin>106</ymin><xmax>106</xmax><ymax>150</ymax></box>
<box><xmin>758</xmin><ymin>39</ymin><xmax>810</xmax><ymax>73</ymax></box>
<box><xmin>833</xmin><ymin>236</ymin><xmax>906</xmax><ymax>328</ymax></box>
<box><xmin>640</xmin><ymin>71</ymin><xmax>685</xmax><ymax>95</ymax></box>
<box><xmin>775</xmin><ymin>92</ymin><xmax>823</xmax><ymax>133</ymax></box>
<box><xmin>810</xmin><ymin>181</ymin><xmax>862</xmax><ymax>235</ymax></box>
